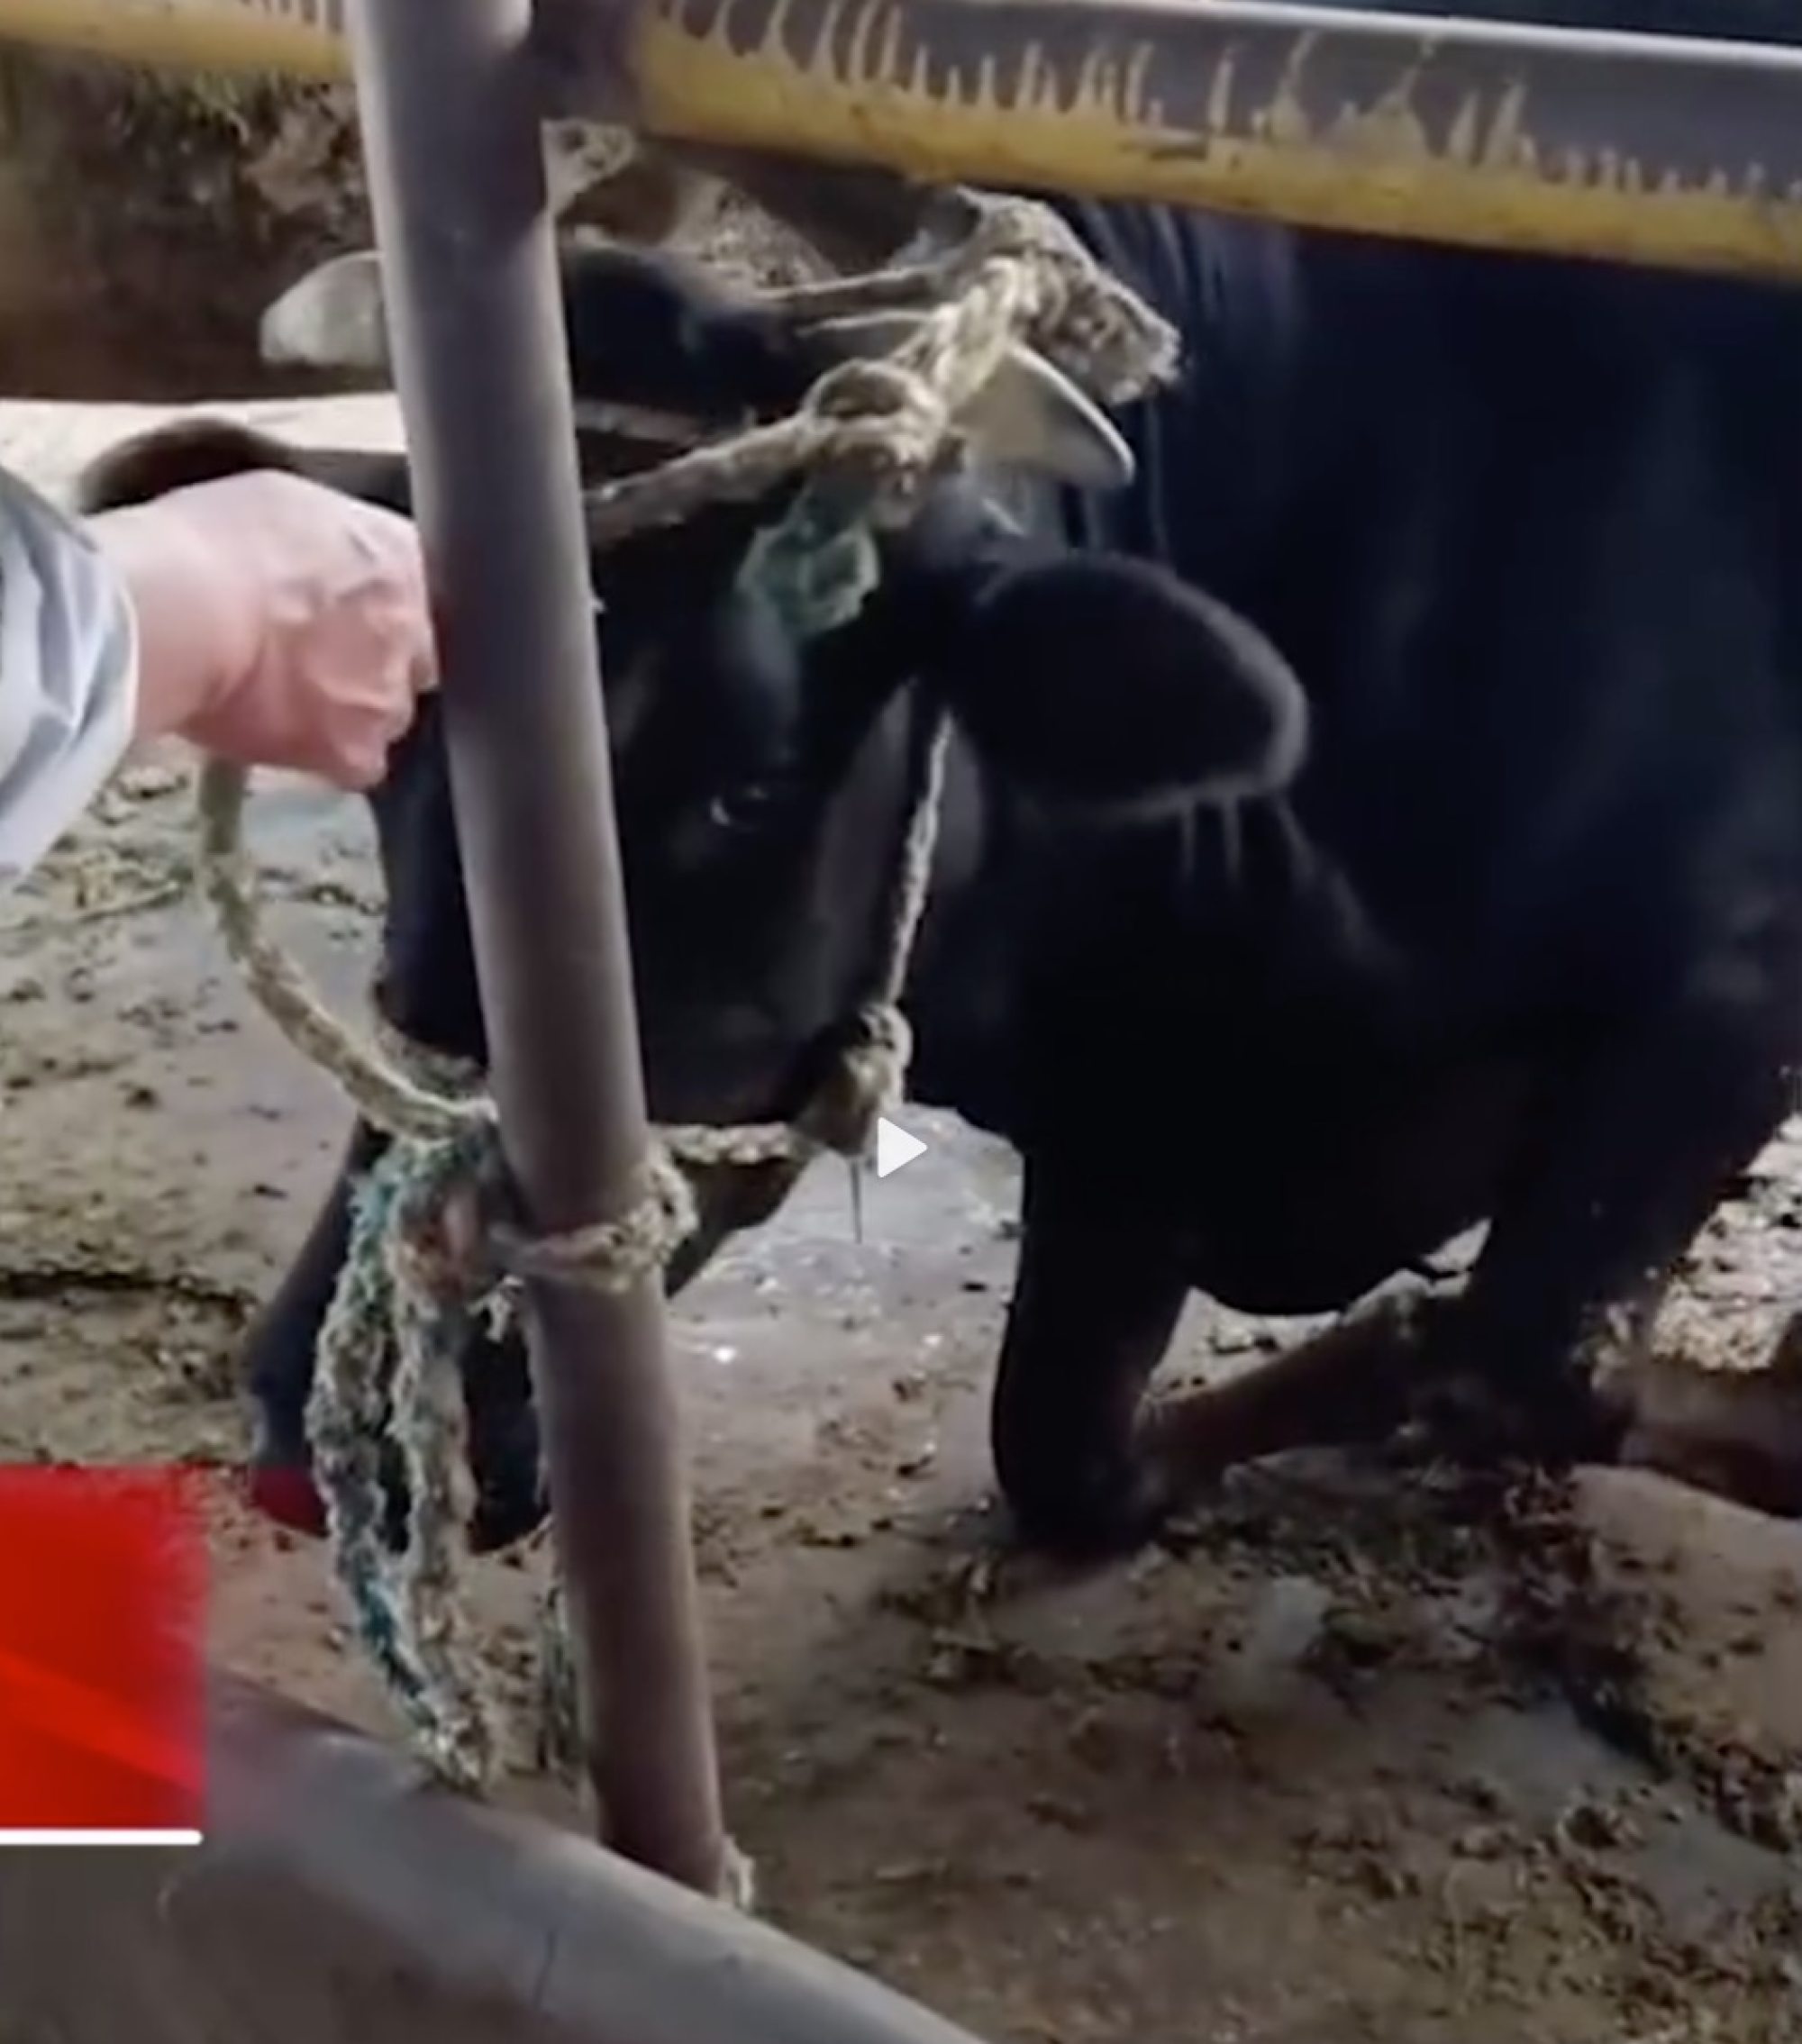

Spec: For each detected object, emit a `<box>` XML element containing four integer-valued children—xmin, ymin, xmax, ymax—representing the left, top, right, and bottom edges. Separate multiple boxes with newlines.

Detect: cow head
<box><xmin>384</xmin><ymin>244</ymin><xmax>1303</xmax><ymax>1131</ymax></box>
<box><xmin>93</xmin><ymin>241</ymin><xmax>1305</xmax><ymax>1140</ymax></box>
<box><xmin>79</xmin><ymin>241</ymin><xmax>1306</xmax><ymax>1552</ymax></box>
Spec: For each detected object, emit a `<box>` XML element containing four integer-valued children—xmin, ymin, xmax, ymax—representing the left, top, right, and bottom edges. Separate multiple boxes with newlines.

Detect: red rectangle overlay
<box><xmin>0</xmin><ymin>1466</ymin><xmax>206</xmax><ymax>1836</ymax></box>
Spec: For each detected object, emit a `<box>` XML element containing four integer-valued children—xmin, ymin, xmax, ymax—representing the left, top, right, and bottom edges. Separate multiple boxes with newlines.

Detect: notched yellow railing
<box><xmin>9</xmin><ymin>0</ymin><xmax>1802</xmax><ymax>280</ymax></box>
<box><xmin>627</xmin><ymin>0</ymin><xmax>1802</xmax><ymax>276</ymax></box>
<box><xmin>0</xmin><ymin>0</ymin><xmax>348</xmax><ymax>79</ymax></box>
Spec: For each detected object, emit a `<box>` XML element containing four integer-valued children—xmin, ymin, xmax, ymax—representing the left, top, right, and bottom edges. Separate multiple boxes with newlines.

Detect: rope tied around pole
<box><xmin>196</xmin><ymin>190</ymin><xmax>1173</xmax><ymax>1855</ymax></box>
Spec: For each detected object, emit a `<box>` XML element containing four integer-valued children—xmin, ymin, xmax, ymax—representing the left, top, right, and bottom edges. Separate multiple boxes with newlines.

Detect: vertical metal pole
<box><xmin>344</xmin><ymin>0</ymin><xmax>728</xmax><ymax>1893</ymax></box>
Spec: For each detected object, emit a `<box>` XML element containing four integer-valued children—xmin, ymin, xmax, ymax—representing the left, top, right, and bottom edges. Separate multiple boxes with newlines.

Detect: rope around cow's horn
<box><xmin>577</xmin><ymin>194</ymin><xmax>1178</xmax><ymax>556</ymax></box>
<box><xmin>193</xmin><ymin>192</ymin><xmax>1174</xmax><ymax>1885</ymax></box>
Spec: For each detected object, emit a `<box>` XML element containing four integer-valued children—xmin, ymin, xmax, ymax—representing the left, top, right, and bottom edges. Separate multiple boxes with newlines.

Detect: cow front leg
<box><xmin>241</xmin><ymin>1120</ymin><xmax>547</xmax><ymax>1554</ymax></box>
<box><xmin>989</xmin><ymin>1156</ymin><xmax>1196</xmax><ymax>1554</ymax></box>
<box><xmin>1431</xmin><ymin>951</ymin><xmax>1800</xmax><ymax>1476</ymax></box>
<box><xmin>242</xmin><ymin>1125</ymin><xmax>371</xmax><ymax>1540</ymax></box>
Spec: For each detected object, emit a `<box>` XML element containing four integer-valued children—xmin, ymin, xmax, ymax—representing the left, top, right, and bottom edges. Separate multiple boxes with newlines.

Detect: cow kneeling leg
<box><xmin>990</xmin><ymin>1157</ymin><xmax>1193</xmax><ymax>1555</ymax></box>
<box><xmin>1428</xmin><ymin>947</ymin><xmax>1799</xmax><ymax>1477</ymax></box>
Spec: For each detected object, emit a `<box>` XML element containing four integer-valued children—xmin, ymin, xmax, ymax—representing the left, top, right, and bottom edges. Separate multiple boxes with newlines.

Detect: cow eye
<box><xmin>706</xmin><ymin>781</ymin><xmax>782</xmax><ymax>832</ymax></box>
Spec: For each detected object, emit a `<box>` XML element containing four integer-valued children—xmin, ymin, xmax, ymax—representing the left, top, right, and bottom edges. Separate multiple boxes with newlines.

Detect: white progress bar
<box><xmin>0</xmin><ymin>1830</ymin><xmax>204</xmax><ymax>1847</ymax></box>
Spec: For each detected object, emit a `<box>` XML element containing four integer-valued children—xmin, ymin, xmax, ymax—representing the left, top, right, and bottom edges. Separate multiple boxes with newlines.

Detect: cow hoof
<box><xmin>469</xmin><ymin>1466</ymin><xmax>551</xmax><ymax>1553</ymax></box>
<box><xmin>999</xmin><ymin>1454</ymin><xmax>1175</xmax><ymax>1559</ymax></box>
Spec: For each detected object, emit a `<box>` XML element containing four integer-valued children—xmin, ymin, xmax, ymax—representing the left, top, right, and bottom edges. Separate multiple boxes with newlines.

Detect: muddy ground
<box><xmin>6</xmin><ymin>391</ymin><xmax>1802</xmax><ymax>2039</ymax></box>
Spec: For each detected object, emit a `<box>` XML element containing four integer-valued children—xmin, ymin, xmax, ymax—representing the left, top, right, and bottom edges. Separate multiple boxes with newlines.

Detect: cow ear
<box><xmin>809</xmin><ymin>312</ymin><xmax>1134</xmax><ymax>492</ymax></box>
<box><xmin>936</xmin><ymin>551</ymin><xmax>1306</xmax><ymax>820</ymax></box>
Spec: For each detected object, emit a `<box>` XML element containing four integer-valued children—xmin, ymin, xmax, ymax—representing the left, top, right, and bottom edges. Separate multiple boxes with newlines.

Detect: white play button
<box><xmin>874</xmin><ymin>1116</ymin><xmax>928</xmax><ymax>1179</ymax></box>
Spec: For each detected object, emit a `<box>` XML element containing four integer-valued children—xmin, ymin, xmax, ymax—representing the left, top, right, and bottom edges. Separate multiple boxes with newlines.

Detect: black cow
<box><xmin>89</xmin><ymin>150</ymin><xmax>1802</xmax><ymax>1555</ymax></box>
<box><xmin>85</xmin><ymin>241</ymin><xmax>1308</xmax><ymax>1554</ymax></box>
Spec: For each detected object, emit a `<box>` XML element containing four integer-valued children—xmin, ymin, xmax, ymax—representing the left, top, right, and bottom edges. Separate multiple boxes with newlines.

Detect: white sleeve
<box><xmin>0</xmin><ymin>465</ymin><xmax>138</xmax><ymax>888</ymax></box>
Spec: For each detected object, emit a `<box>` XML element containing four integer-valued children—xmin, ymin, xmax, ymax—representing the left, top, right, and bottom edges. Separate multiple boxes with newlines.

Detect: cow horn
<box><xmin>260</xmin><ymin>250</ymin><xmax>387</xmax><ymax>376</ymax></box>
<box><xmin>808</xmin><ymin>309</ymin><xmax>1134</xmax><ymax>493</ymax></box>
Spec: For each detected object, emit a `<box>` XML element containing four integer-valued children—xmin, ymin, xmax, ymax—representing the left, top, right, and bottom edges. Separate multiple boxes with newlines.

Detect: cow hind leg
<box><xmin>1614</xmin><ymin>1325</ymin><xmax>1802</xmax><ymax>1515</ymax></box>
<box><xmin>1429</xmin><ymin>949</ymin><xmax>1802</xmax><ymax>1493</ymax></box>
<box><xmin>989</xmin><ymin>1156</ymin><xmax>1196</xmax><ymax>1555</ymax></box>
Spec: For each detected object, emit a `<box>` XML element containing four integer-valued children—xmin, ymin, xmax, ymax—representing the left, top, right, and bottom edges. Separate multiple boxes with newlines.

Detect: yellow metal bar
<box><xmin>0</xmin><ymin>0</ymin><xmax>348</xmax><ymax>78</ymax></box>
<box><xmin>10</xmin><ymin>0</ymin><xmax>1802</xmax><ymax>282</ymax></box>
<box><xmin>536</xmin><ymin>0</ymin><xmax>1802</xmax><ymax>281</ymax></box>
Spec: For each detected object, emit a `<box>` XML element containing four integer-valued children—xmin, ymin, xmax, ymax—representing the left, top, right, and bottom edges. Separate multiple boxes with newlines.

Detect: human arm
<box><xmin>88</xmin><ymin>466</ymin><xmax>437</xmax><ymax>787</ymax></box>
<box><xmin>0</xmin><ymin>459</ymin><xmax>437</xmax><ymax>886</ymax></box>
<box><xmin>0</xmin><ymin>465</ymin><xmax>139</xmax><ymax>886</ymax></box>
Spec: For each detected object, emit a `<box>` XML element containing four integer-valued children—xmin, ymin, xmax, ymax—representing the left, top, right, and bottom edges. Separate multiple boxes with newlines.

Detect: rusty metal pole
<box><xmin>343</xmin><ymin>0</ymin><xmax>728</xmax><ymax>1893</ymax></box>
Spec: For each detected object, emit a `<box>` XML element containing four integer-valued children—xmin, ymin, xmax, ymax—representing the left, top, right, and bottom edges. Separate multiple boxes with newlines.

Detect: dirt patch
<box><xmin>0</xmin><ymin>53</ymin><xmax>369</xmax><ymax>400</ymax></box>
<box><xmin>0</xmin><ymin>739</ymin><xmax>1797</xmax><ymax>2044</ymax></box>
<box><xmin>0</xmin><ymin>51</ymin><xmax>827</xmax><ymax>403</ymax></box>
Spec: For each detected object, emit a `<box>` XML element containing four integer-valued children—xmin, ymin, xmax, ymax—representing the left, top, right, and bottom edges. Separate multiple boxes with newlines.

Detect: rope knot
<box><xmin>385</xmin><ymin>1128</ymin><xmax>508</xmax><ymax>1307</ymax></box>
<box><xmin>804</xmin><ymin>355</ymin><xmax>955</xmax><ymax>518</ymax></box>
<box><xmin>796</xmin><ymin>1000</ymin><xmax>915</xmax><ymax>1160</ymax></box>
<box><xmin>493</xmin><ymin>1146</ymin><xmax>699</xmax><ymax>1295</ymax></box>
<box><xmin>958</xmin><ymin>195</ymin><xmax>1181</xmax><ymax>405</ymax></box>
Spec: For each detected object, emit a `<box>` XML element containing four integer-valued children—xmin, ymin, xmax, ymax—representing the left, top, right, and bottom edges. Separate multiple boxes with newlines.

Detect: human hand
<box><xmin>88</xmin><ymin>467</ymin><xmax>437</xmax><ymax>790</ymax></box>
